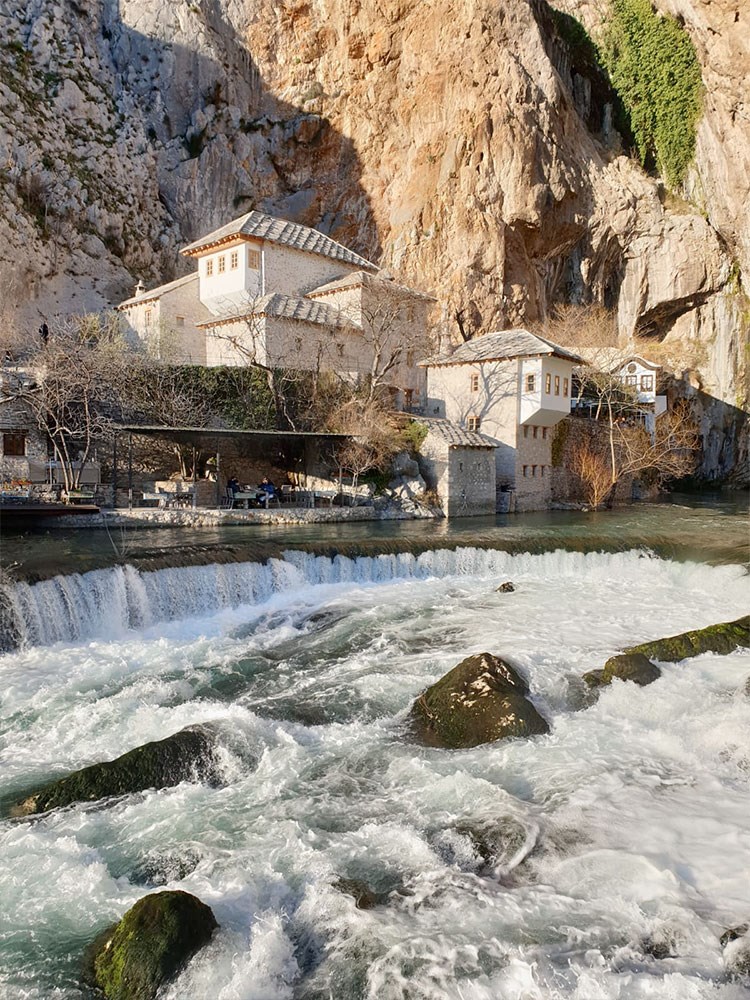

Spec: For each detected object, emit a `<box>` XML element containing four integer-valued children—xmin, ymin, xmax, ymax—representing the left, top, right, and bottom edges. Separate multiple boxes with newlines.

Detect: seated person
<box><xmin>256</xmin><ymin>476</ymin><xmax>277</xmax><ymax>505</ymax></box>
<box><xmin>227</xmin><ymin>476</ymin><xmax>241</xmax><ymax>496</ymax></box>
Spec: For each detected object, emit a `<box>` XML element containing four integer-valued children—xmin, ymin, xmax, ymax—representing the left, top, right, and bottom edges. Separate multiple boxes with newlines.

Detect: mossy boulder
<box><xmin>10</xmin><ymin>725</ymin><xmax>220</xmax><ymax>817</ymax></box>
<box><xmin>584</xmin><ymin>652</ymin><xmax>661</xmax><ymax>688</ymax></box>
<box><xmin>90</xmin><ymin>890</ymin><xmax>217</xmax><ymax>1000</ymax></box>
<box><xmin>409</xmin><ymin>652</ymin><xmax>550</xmax><ymax>749</ymax></box>
<box><xmin>626</xmin><ymin>615</ymin><xmax>750</xmax><ymax>663</ymax></box>
<box><xmin>583</xmin><ymin>616</ymin><xmax>750</xmax><ymax>691</ymax></box>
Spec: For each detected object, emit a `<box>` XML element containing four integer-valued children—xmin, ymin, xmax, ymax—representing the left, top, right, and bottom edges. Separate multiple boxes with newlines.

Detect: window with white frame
<box><xmin>467</xmin><ymin>415</ymin><xmax>481</xmax><ymax>432</ymax></box>
<box><xmin>230</xmin><ymin>250</ymin><xmax>239</xmax><ymax>270</ymax></box>
<box><xmin>545</xmin><ymin>373</ymin><xmax>551</xmax><ymax>393</ymax></box>
<box><xmin>525</xmin><ymin>374</ymin><xmax>536</xmax><ymax>392</ymax></box>
<box><xmin>641</xmin><ymin>375</ymin><xmax>653</xmax><ymax>391</ymax></box>
<box><xmin>206</xmin><ymin>258</ymin><xmax>214</xmax><ymax>276</ymax></box>
<box><xmin>217</xmin><ymin>255</ymin><xmax>226</xmax><ymax>274</ymax></box>
<box><xmin>554</xmin><ymin>375</ymin><xmax>560</xmax><ymax>395</ymax></box>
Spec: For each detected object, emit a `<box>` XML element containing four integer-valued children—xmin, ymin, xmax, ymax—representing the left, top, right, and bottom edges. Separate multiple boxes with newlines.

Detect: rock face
<box><xmin>1</xmin><ymin>0</ymin><xmax>746</xmax><ymax>475</ymax></box>
<box><xmin>90</xmin><ymin>890</ymin><xmax>217</xmax><ymax>1000</ymax></box>
<box><xmin>409</xmin><ymin>652</ymin><xmax>550</xmax><ymax>749</ymax></box>
<box><xmin>9</xmin><ymin>725</ymin><xmax>220</xmax><ymax>817</ymax></box>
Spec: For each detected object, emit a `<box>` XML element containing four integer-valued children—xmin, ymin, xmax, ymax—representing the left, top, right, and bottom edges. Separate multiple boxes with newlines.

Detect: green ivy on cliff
<box><xmin>598</xmin><ymin>0</ymin><xmax>703</xmax><ymax>186</ymax></box>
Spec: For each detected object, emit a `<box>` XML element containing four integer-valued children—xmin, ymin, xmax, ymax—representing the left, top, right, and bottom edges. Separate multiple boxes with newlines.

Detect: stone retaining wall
<box><xmin>54</xmin><ymin>503</ymin><xmax>440</xmax><ymax>529</ymax></box>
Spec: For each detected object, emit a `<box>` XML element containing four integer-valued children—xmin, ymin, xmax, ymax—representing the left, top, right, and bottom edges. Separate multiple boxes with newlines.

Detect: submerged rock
<box><xmin>333</xmin><ymin>877</ymin><xmax>385</xmax><ymax>909</ymax></box>
<box><xmin>495</xmin><ymin>581</ymin><xmax>515</xmax><ymax>593</ymax></box>
<box><xmin>409</xmin><ymin>652</ymin><xmax>549</xmax><ymax>749</ymax></box>
<box><xmin>626</xmin><ymin>615</ymin><xmax>750</xmax><ymax>663</ymax></box>
<box><xmin>89</xmin><ymin>890</ymin><xmax>217</xmax><ymax>1000</ymax></box>
<box><xmin>584</xmin><ymin>652</ymin><xmax>661</xmax><ymax>688</ymax></box>
<box><xmin>10</xmin><ymin>725</ymin><xmax>221</xmax><ymax>817</ymax></box>
<box><xmin>721</xmin><ymin>925</ymin><xmax>750</xmax><ymax>976</ymax></box>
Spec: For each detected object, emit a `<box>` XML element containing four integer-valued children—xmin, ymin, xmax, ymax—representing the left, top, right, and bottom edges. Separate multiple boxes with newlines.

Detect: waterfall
<box><xmin>0</xmin><ymin>545</ymin><xmax>727</xmax><ymax>652</ymax></box>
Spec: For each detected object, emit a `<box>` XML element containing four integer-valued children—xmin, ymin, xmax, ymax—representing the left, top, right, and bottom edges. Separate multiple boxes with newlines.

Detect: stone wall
<box><xmin>420</xmin><ymin>429</ymin><xmax>495</xmax><ymax>517</ymax></box>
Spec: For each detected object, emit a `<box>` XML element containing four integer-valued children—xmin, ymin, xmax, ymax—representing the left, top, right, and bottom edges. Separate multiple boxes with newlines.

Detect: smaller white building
<box><xmin>615</xmin><ymin>355</ymin><xmax>667</xmax><ymax>415</ymax></box>
<box><xmin>422</xmin><ymin>329</ymin><xmax>582</xmax><ymax>511</ymax></box>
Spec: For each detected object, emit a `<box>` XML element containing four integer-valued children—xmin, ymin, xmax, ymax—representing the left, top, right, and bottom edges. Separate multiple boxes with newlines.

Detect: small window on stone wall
<box><xmin>470</xmin><ymin>374</ymin><xmax>479</xmax><ymax>392</ymax></box>
<box><xmin>295</xmin><ymin>337</ymin><xmax>303</xmax><ymax>351</ymax></box>
<box><xmin>175</xmin><ymin>316</ymin><xmax>185</xmax><ymax>327</ymax></box>
<box><xmin>218</xmin><ymin>255</ymin><xmax>226</xmax><ymax>274</ymax></box>
<box><xmin>468</xmin><ymin>415</ymin><xmax>481</xmax><ymax>432</ymax></box>
<box><xmin>533</xmin><ymin>426</ymin><xmax>538</xmax><ymax>439</ymax></box>
<box><xmin>144</xmin><ymin>309</ymin><xmax>152</xmax><ymax>327</ymax></box>
<box><xmin>247</xmin><ymin>249</ymin><xmax>261</xmax><ymax>270</ymax></box>
<box><xmin>3</xmin><ymin>431</ymin><xmax>26</xmax><ymax>456</ymax></box>
<box><xmin>522</xmin><ymin>465</ymin><xmax>528</xmax><ymax>477</ymax></box>
<box><xmin>523</xmin><ymin>426</ymin><xmax>529</xmax><ymax>438</ymax></box>
<box><xmin>540</xmin><ymin>465</ymin><xmax>545</xmax><ymax>477</ymax></box>
<box><xmin>542</xmin><ymin>427</ymin><xmax>548</xmax><ymax>439</ymax></box>
<box><xmin>525</xmin><ymin>374</ymin><xmax>535</xmax><ymax>392</ymax></box>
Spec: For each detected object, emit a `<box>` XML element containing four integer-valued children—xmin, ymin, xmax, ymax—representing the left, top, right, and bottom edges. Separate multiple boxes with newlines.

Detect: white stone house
<box><xmin>613</xmin><ymin>355</ymin><xmax>668</xmax><ymax>439</ymax></box>
<box><xmin>417</xmin><ymin>418</ymin><xmax>497</xmax><ymax>517</ymax></box>
<box><xmin>118</xmin><ymin>212</ymin><xmax>434</xmax><ymax>406</ymax></box>
<box><xmin>421</xmin><ymin>330</ymin><xmax>583</xmax><ymax>511</ymax></box>
<box><xmin>0</xmin><ymin>371</ymin><xmax>48</xmax><ymax>483</ymax></box>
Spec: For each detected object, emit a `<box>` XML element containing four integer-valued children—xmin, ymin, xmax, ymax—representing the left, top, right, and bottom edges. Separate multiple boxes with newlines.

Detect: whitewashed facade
<box><xmin>422</xmin><ymin>330</ymin><xmax>582</xmax><ymax>511</ymax></box>
<box><xmin>117</xmin><ymin>212</ymin><xmax>434</xmax><ymax>405</ymax></box>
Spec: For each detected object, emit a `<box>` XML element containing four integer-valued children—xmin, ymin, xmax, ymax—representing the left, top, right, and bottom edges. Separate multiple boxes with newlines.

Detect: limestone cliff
<box><xmin>0</xmin><ymin>0</ymin><xmax>746</xmax><ymax>477</ymax></box>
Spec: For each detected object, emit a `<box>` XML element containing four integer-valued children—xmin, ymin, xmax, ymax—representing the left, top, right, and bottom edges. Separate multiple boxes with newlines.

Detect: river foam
<box><xmin>1</xmin><ymin>548</ymin><xmax>749</xmax><ymax>998</ymax></box>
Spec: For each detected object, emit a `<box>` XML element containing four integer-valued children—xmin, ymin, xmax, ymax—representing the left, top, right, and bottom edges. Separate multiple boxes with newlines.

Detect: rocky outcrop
<box><xmin>88</xmin><ymin>890</ymin><xmax>217</xmax><ymax>1000</ymax></box>
<box><xmin>9</xmin><ymin>725</ymin><xmax>220</xmax><ymax>817</ymax></box>
<box><xmin>409</xmin><ymin>652</ymin><xmax>550</xmax><ymax>749</ymax></box>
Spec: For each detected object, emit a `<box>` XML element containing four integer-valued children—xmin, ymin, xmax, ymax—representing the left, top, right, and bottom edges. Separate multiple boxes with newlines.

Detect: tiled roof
<box><xmin>308</xmin><ymin>270</ymin><xmax>436</xmax><ymax>301</ymax></box>
<box><xmin>416</xmin><ymin>417</ymin><xmax>496</xmax><ymax>448</ymax></box>
<box><xmin>117</xmin><ymin>272</ymin><xmax>198</xmax><ymax>308</ymax></box>
<box><xmin>198</xmin><ymin>292</ymin><xmax>360</xmax><ymax>329</ymax></box>
<box><xmin>421</xmin><ymin>329</ymin><xmax>584</xmax><ymax>366</ymax></box>
<box><xmin>180</xmin><ymin>211</ymin><xmax>378</xmax><ymax>271</ymax></box>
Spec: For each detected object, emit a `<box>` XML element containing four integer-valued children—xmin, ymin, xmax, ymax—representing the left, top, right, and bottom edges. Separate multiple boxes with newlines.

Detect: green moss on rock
<box><xmin>91</xmin><ymin>890</ymin><xmax>217</xmax><ymax>1000</ymax></box>
<box><xmin>626</xmin><ymin>615</ymin><xmax>750</xmax><ymax>663</ymax></box>
<box><xmin>10</xmin><ymin>725</ymin><xmax>219</xmax><ymax>817</ymax></box>
<box><xmin>409</xmin><ymin>652</ymin><xmax>550</xmax><ymax>749</ymax></box>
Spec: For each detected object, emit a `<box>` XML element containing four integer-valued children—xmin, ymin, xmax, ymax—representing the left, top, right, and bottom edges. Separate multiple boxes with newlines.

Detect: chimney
<box><xmin>134</xmin><ymin>279</ymin><xmax>146</xmax><ymax>297</ymax></box>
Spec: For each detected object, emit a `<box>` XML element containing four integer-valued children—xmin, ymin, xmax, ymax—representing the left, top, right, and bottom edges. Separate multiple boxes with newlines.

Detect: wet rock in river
<box><xmin>626</xmin><ymin>615</ymin><xmax>750</xmax><ymax>663</ymax></box>
<box><xmin>584</xmin><ymin>652</ymin><xmax>661</xmax><ymax>688</ymax></box>
<box><xmin>721</xmin><ymin>925</ymin><xmax>750</xmax><ymax>976</ymax></box>
<box><xmin>495</xmin><ymin>581</ymin><xmax>515</xmax><ymax>593</ymax></box>
<box><xmin>333</xmin><ymin>877</ymin><xmax>386</xmax><ymax>909</ymax></box>
<box><xmin>409</xmin><ymin>652</ymin><xmax>550</xmax><ymax>749</ymax></box>
<box><xmin>88</xmin><ymin>890</ymin><xmax>217</xmax><ymax>1000</ymax></box>
<box><xmin>583</xmin><ymin>615</ymin><xmax>750</xmax><ymax>691</ymax></box>
<box><xmin>9</xmin><ymin>725</ymin><xmax>222</xmax><ymax>817</ymax></box>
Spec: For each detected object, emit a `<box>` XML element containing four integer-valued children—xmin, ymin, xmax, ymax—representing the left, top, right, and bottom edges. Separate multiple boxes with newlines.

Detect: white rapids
<box><xmin>1</xmin><ymin>547</ymin><xmax>749</xmax><ymax>999</ymax></box>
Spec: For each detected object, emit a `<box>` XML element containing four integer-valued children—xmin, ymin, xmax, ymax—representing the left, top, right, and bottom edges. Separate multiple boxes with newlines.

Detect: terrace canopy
<box><xmin>111</xmin><ymin>424</ymin><xmax>352</xmax><ymax>506</ymax></box>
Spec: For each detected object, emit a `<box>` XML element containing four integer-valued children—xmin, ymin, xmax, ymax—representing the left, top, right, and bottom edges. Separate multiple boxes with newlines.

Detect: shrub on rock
<box><xmin>409</xmin><ymin>652</ymin><xmax>549</xmax><ymax>749</ymax></box>
<box><xmin>90</xmin><ymin>890</ymin><xmax>217</xmax><ymax>1000</ymax></box>
<box><xmin>10</xmin><ymin>725</ymin><xmax>220</xmax><ymax>817</ymax></box>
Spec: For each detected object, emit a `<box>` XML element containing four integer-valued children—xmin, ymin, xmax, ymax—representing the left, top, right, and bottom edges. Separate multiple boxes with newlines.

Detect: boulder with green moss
<box><xmin>409</xmin><ymin>652</ymin><xmax>550</xmax><ymax>749</ymax></box>
<box><xmin>583</xmin><ymin>616</ymin><xmax>750</xmax><ymax>690</ymax></box>
<box><xmin>10</xmin><ymin>725</ymin><xmax>220</xmax><ymax>817</ymax></box>
<box><xmin>625</xmin><ymin>615</ymin><xmax>750</xmax><ymax>662</ymax></box>
<box><xmin>89</xmin><ymin>890</ymin><xmax>217</xmax><ymax>1000</ymax></box>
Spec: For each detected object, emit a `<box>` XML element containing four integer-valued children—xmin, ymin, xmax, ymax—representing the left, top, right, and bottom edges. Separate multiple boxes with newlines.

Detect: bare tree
<box><xmin>569</xmin><ymin>441</ymin><xmax>613</xmax><ymax>509</ymax></box>
<box><xmin>0</xmin><ymin>313</ymin><xmax>126</xmax><ymax>490</ymax></box>
<box><xmin>328</xmin><ymin>397</ymin><xmax>401</xmax><ymax>492</ymax></box>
